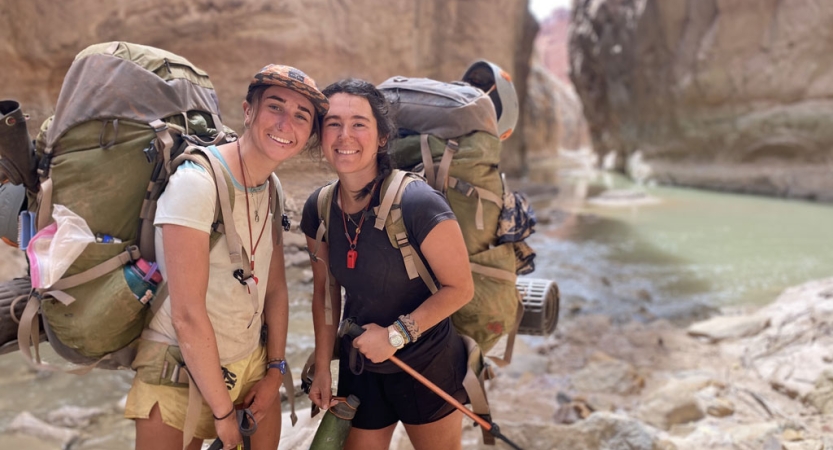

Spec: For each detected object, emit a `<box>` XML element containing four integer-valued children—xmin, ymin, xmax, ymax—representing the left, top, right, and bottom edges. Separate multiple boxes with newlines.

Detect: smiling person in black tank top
<box><xmin>300</xmin><ymin>79</ymin><xmax>474</xmax><ymax>450</ymax></box>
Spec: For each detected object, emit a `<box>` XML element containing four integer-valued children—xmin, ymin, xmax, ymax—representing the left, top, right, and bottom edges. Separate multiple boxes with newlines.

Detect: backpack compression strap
<box><xmin>419</xmin><ymin>134</ymin><xmax>503</xmax><ymax>231</ymax></box>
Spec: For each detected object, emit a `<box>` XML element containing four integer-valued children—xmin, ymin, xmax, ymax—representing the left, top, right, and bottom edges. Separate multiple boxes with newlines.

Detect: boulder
<box><xmin>687</xmin><ymin>314</ymin><xmax>770</xmax><ymax>342</ymax></box>
<box><xmin>571</xmin><ymin>353</ymin><xmax>643</xmax><ymax>395</ymax></box>
<box><xmin>636</xmin><ymin>375</ymin><xmax>712</xmax><ymax>430</ymax></box>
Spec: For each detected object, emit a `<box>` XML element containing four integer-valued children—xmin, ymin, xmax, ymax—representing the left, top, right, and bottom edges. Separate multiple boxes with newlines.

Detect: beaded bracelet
<box><xmin>398</xmin><ymin>314</ymin><xmax>421</xmax><ymax>343</ymax></box>
<box><xmin>393</xmin><ymin>320</ymin><xmax>411</xmax><ymax>344</ymax></box>
<box><xmin>213</xmin><ymin>405</ymin><xmax>235</xmax><ymax>421</ymax></box>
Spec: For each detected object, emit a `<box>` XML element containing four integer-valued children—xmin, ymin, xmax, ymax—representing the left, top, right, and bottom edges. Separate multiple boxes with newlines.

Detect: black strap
<box><xmin>206</xmin><ymin>408</ymin><xmax>258</xmax><ymax>450</ymax></box>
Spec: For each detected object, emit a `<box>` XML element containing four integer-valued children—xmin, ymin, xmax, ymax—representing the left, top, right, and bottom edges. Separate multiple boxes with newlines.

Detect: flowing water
<box><xmin>525</xmin><ymin>169</ymin><xmax>833</xmax><ymax>323</ymax></box>
<box><xmin>2</xmin><ymin>167</ymin><xmax>833</xmax><ymax>447</ymax></box>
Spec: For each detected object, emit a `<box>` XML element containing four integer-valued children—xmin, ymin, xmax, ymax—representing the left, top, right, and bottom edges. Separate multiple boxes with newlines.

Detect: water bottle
<box><xmin>309</xmin><ymin>395</ymin><xmax>360</xmax><ymax>450</ymax></box>
<box><xmin>123</xmin><ymin>258</ymin><xmax>162</xmax><ymax>304</ymax></box>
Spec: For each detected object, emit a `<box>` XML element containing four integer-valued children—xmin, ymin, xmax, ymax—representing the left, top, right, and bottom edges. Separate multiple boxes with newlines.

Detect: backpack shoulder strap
<box><xmin>374</xmin><ymin>170</ymin><xmax>438</xmax><ymax>294</ymax></box>
<box><xmin>268</xmin><ymin>172</ymin><xmax>287</xmax><ymax>241</ymax></box>
<box><xmin>172</xmin><ymin>146</ymin><xmax>259</xmax><ymax>326</ymax></box>
<box><xmin>308</xmin><ymin>180</ymin><xmax>338</xmax><ymax>326</ymax></box>
<box><xmin>309</xmin><ymin>180</ymin><xmax>337</xmax><ymax>262</ymax></box>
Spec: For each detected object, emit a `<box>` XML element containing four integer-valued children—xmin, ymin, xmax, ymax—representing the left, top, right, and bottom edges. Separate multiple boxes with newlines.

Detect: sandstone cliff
<box><xmin>0</xmin><ymin>0</ymin><xmax>538</xmax><ymax>174</ymax></box>
<box><xmin>570</xmin><ymin>0</ymin><xmax>833</xmax><ymax>201</ymax></box>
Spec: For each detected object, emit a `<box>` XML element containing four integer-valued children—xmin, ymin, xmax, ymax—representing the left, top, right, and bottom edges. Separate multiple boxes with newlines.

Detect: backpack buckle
<box><xmin>143</xmin><ymin>141</ymin><xmax>158</xmax><ymax>163</ymax></box>
<box><xmin>151</xmin><ymin>121</ymin><xmax>168</xmax><ymax>134</ymax></box>
<box><xmin>233</xmin><ymin>269</ymin><xmax>249</xmax><ymax>285</ymax></box>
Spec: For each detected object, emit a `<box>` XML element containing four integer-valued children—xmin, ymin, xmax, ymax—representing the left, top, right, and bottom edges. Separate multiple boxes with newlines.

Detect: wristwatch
<box><xmin>388</xmin><ymin>325</ymin><xmax>405</xmax><ymax>350</ymax></box>
<box><xmin>267</xmin><ymin>359</ymin><xmax>287</xmax><ymax>375</ymax></box>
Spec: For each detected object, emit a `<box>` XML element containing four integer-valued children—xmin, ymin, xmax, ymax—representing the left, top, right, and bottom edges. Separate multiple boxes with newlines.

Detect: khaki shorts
<box><xmin>124</xmin><ymin>345</ymin><xmax>267</xmax><ymax>440</ymax></box>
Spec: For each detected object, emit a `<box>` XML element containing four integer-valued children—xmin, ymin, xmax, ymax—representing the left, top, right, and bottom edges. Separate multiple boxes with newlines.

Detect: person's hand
<box><xmin>215</xmin><ymin>411</ymin><xmax>242</xmax><ymax>450</ymax></box>
<box><xmin>242</xmin><ymin>370</ymin><xmax>281</xmax><ymax>425</ymax></box>
<box><xmin>308</xmin><ymin>367</ymin><xmax>337</xmax><ymax>411</ymax></box>
<box><xmin>352</xmin><ymin>323</ymin><xmax>397</xmax><ymax>363</ymax></box>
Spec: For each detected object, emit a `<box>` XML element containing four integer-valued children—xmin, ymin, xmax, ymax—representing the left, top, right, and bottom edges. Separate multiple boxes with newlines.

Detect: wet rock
<box><xmin>784</xmin><ymin>440</ymin><xmax>824</xmax><ymax>450</ymax></box>
<box><xmin>687</xmin><ymin>314</ymin><xmax>770</xmax><ymax>342</ymax></box>
<box><xmin>281</xmin><ymin>231</ymin><xmax>307</xmax><ymax>251</ymax></box>
<box><xmin>806</xmin><ymin>370</ymin><xmax>833</xmax><ymax>414</ymax></box>
<box><xmin>463</xmin><ymin>412</ymin><xmax>663</xmax><ymax>450</ymax></box>
<box><xmin>7</xmin><ymin>411</ymin><xmax>79</xmax><ymax>449</ymax></box>
<box><xmin>571</xmin><ymin>352</ymin><xmax>643</xmax><ymax>395</ymax></box>
<box><xmin>724</xmin><ymin>421</ymin><xmax>781</xmax><ymax>446</ymax></box>
<box><xmin>705</xmin><ymin>398</ymin><xmax>734</xmax><ymax>418</ymax></box>
<box><xmin>730</xmin><ymin>278</ymin><xmax>833</xmax><ymax>399</ymax></box>
<box><xmin>46</xmin><ymin>405</ymin><xmax>106</xmax><ymax>428</ymax></box>
<box><xmin>284</xmin><ymin>251</ymin><xmax>311</xmax><ymax>268</ymax></box>
<box><xmin>636</xmin><ymin>375</ymin><xmax>712</xmax><ymax>430</ymax></box>
<box><xmin>781</xmin><ymin>428</ymin><xmax>804</xmax><ymax>441</ymax></box>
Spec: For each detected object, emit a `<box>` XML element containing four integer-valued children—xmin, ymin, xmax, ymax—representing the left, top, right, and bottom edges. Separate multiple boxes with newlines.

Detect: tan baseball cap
<box><xmin>248</xmin><ymin>64</ymin><xmax>329</xmax><ymax>117</ymax></box>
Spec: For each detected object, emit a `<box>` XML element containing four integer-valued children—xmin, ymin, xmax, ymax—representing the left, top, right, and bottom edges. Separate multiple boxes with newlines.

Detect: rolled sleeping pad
<box><xmin>516</xmin><ymin>278</ymin><xmax>559</xmax><ymax>335</ymax></box>
<box><xmin>0</xmin><ymin>277</ymin><xmax>40</xmax><ymax>355</ymax></box>
<box><xmin>0</xmin><ymin>100</ymin><xmax>38</xmax><ymax>191</ymax></box>
<box><xmin>0</xmin><ymin>181</ymin><xmax>25</xmax><ymax>246</ymax></box>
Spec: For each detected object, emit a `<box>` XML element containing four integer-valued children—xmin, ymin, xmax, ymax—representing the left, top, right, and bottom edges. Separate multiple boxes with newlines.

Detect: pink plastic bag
<box><xmin>27</xmin><ymin>205</ymin><xmax>95</xmax><ymax>288</ymax></box>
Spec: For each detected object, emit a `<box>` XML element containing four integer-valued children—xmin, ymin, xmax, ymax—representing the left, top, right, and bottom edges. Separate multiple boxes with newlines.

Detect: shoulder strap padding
<box><xmin>374</xmin><ymin>170</ymin><xmax>438</xmax><ymax>293</ymax></box>
<box><xmin>310</xmin><ymin>180</ymin><xmax>338</xmax><ymax>326</ymax></box>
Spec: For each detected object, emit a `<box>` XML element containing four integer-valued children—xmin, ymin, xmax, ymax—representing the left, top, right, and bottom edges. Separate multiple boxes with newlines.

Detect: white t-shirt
<box><xmin>148</xmin><ymin>146</ymin><xmax>274</xmax><ymax>364</ymax></box>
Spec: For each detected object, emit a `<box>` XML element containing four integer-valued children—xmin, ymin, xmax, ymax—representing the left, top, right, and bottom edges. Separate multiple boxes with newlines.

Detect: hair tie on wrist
<box><xmin>213</xmin><ymin>405</ymin><xmax>235</xmax><ymax>421</ymax></box>
<box><xmin>398</xmin><ymin>314</ymin><xmax>421</xmax><ymax>343</ymax></box>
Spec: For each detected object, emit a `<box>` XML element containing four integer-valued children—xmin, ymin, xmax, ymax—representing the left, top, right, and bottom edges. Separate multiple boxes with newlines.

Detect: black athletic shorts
<box><xmin>337</xmin><ymin>333</ymin><xmax>469</xmax><ymax>429</ymax></box>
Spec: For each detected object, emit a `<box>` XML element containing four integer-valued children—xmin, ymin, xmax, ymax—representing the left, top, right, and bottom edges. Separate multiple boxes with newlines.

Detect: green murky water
<box><xmin>525</xmin><ymin>172</ymin><xmax>833</xmax><ymax>322</ymax></box>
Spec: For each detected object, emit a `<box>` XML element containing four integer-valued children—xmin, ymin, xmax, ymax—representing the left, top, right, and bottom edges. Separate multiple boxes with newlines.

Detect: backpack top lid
<box><xmin>46</xmin><ymin>42</ymin><xmax>221</xmax><ymax>151</ymax></box>
<box><xmin>461</xmin><ymin>60</ymin><xmax>519</xmax><ymax>141</ymax></box>
<box><xmin>378</xmin><ymin>76</ymin><xmax>498</xmax><ymax>140</ymax></box>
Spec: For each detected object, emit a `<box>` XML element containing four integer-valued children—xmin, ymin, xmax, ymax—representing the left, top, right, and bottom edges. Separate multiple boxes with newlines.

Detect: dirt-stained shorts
<box><xmin>124</xmin><ymin>345</ymin><xmax>267</xmax><ymax>440</ymax></box>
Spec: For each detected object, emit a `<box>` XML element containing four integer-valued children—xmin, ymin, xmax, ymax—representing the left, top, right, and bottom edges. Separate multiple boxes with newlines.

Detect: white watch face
<box><xmin>389</xmin><ymin>328</ymin><xmax>405</xmax><ymax>348</ymax></box>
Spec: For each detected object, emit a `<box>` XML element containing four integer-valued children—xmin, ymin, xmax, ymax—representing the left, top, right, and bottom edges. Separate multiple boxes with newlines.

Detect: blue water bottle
<box><xmin>123</xmin><ymin>258</ymin><xmax>162</xmax><ymax>304</ymax></box>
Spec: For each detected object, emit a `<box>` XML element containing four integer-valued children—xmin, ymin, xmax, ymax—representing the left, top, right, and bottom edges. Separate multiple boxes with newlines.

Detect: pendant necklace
<box><xmin>339</xmin><ymin>181</ymin><xmax>377</xmax><ymax>269</ymax></box>
<box><xmin>241</xmin><ymin>150</ymin><xmax>267</xmax><ymax>222</ymax></box>
<box><xmin>237</xmin><ymin>140</ymin><xmax>271</xmax><ymax>284</ymax></box>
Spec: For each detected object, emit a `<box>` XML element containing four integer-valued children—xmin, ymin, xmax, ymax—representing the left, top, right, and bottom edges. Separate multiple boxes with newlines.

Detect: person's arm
<box><xmin>306</xmin><ymin>235</ymin><xmax>342</xmax><ymax>411</ymax></box>
<box><xmin>353</xmin><ymin>218</ymin><xmax>474</xmax><ymax>363</ymax></box>
<box><xmin>163</xmin><ymin>224</ymin><xmax>242</xmax><ymax>445</ymax></box>
<box><xmin>242</xmin><ymin>222</ymin><xmax>289</xmax><ymax>423</ymax></box>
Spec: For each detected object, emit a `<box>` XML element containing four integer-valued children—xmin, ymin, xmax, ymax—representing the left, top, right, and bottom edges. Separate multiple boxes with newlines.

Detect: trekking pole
<box><xmin>338</xmin><ymin>319</ymin><xmax>524</xmax><ymax>450</ymax></box>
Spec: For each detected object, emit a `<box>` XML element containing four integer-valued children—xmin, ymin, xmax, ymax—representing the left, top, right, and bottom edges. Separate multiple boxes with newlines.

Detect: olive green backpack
<box><xmin>379</xmin><ymin>77</ymin><xmax>525</xmax><ymax>364</ymax></box>
<box><xmin>13</xmin><ymin>41</ymin><xmax>265</xmax><ymax>371</ymax></box>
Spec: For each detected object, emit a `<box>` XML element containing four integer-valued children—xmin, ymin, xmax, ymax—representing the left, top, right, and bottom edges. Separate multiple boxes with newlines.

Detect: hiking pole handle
<box><xmin>338</xmin><ymin>319</ymin><xmax>494</xmax><ymax>431</ymax></box>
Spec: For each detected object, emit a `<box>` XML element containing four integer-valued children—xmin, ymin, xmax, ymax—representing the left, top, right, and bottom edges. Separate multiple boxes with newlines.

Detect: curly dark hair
<box><xmin>321</xmin><ymin>78</ymin><xmax>396</xmax><ymax>200</ymax></box>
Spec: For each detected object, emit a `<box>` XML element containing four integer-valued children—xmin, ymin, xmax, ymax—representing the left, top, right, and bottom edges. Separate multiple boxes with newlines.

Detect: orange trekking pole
<box><xmin>338</xmin><ymin>318</ymin><xmax>523</xmax><ymax>450</ymax></box>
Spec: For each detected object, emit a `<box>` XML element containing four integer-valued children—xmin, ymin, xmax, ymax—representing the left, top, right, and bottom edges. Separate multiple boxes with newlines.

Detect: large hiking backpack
<box><xmin>378</xmin><ymin>76</ymin><xmax>533</xmax><ymax>364</ymax></box>
<box><xmin>313</xmin><ymin>77</ymin><xmax>535</xmax><ymax>365</ymax></box>
<box><xmin>11</xmin><ymin>42</ymin><xmax>282</xmax><ymax>372</ymax></box>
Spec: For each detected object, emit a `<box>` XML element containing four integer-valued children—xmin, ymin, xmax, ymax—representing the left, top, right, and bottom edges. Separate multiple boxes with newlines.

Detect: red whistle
<box><xmin>347</xmin><ymin>249</ymin><xmax>358</xmax><ymax>269</ymax></box>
